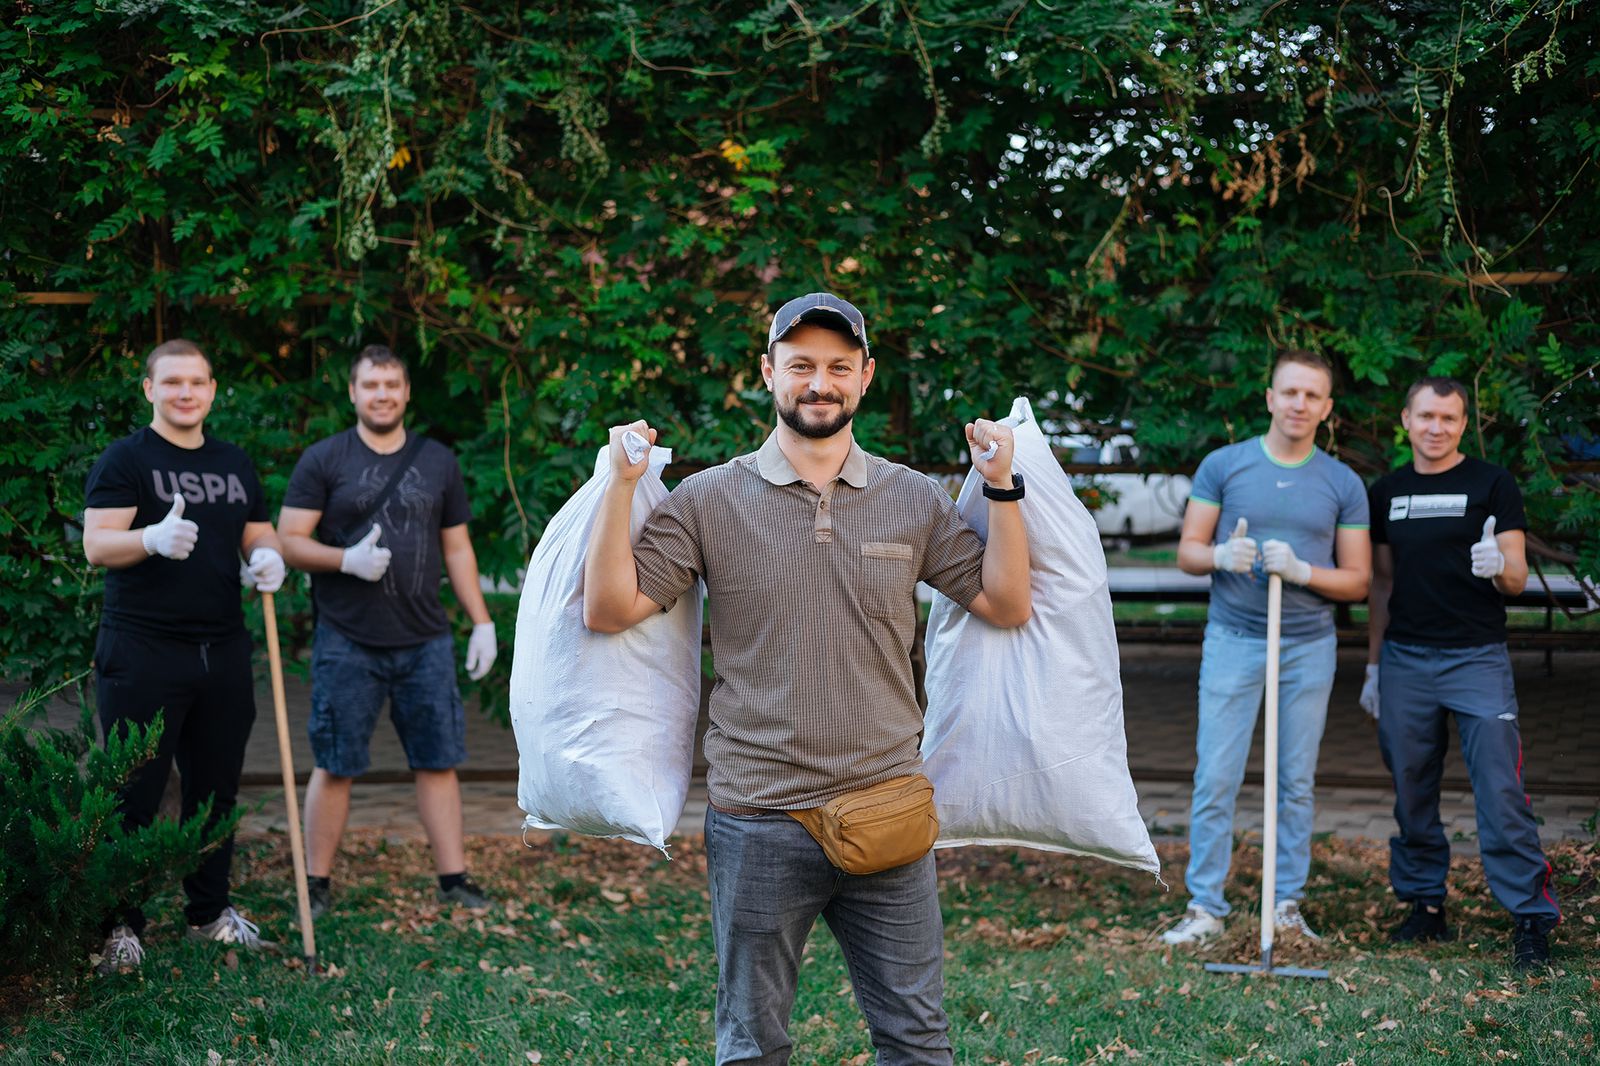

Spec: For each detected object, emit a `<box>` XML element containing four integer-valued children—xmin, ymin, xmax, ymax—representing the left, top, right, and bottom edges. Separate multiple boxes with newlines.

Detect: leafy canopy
<box><xmin>2</xmin><ymin>0</ymin><xmax>1596</xmax><ymax>690</ymax></box>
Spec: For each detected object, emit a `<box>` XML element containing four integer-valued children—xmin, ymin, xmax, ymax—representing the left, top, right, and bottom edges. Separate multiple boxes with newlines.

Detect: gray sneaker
<box><xmin>437</xmin><ymin>878</ymin><xmax>492</xmax><ymax>909</ymax></box>
<box><xmin>1159</xmin><ymin>904</ymin><xmax>1225</xmax><ymax>946</ymax></box>
<box><xmin>94</xmin><ymin>925</ymin><xmax>144</xmax><ymax>976</ymax></box>
<box><xmin>188</xmin><ymin>906</ymin><xmax>277</xmax><ymax>952</ymax></box>
<box><xmin>1274</xmin><ymin>899</ymin><xmax>1322</xmax><ymax>942</ymax></box>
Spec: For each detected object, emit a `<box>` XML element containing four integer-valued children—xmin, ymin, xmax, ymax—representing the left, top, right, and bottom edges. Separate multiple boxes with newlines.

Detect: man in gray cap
<box><xmin>585</xmin><ymin>293</ymin><xmax>1034</xmax><ymax>1064</ymax></box>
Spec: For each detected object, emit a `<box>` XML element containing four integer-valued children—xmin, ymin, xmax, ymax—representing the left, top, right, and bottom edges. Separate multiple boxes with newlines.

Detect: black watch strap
<box><xmin>981</xmin><ymin>473</ymin><xmax>1025</xmax><ymax>502</ymax></box>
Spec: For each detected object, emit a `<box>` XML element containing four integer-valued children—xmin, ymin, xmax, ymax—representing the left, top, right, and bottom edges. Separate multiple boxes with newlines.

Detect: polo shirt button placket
<box><xmin>815</xmin><ymin>489</ymin><xmax>833</xmax><ymax>543</ymax></box>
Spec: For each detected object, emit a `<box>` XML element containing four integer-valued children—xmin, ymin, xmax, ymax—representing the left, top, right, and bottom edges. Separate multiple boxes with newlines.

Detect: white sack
<box><xmin>921</xmin><ymin>397</ymin><xmax>1159</xmax><ymax>874</ymax></box>
<box><xmin>509</xmin><ymin>436</ymin><xmax>703</xmax><ymax>853</ymax></box>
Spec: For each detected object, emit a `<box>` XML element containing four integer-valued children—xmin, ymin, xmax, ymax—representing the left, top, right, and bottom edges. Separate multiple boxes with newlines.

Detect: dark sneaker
<box><xmin>188</xmin><ymin>906</ymin><xmax>278</xmax><ymax>952</ymax></box>
<box><xmin>438</xmin><ymin>878</ymin><xmax>492</xmax><ymax>909</ymax></box>
<box><xmin>1390</xmin><ymin>902</ymin><xmax>1453</xmax><ymax>943</ymax></box>
<box><xmin>1512</xmin><ymin>918</ymin><xmax>1551</xmax><ymax>970</ymax></box>
<box><xmin>308</xmin><ymin>879</ymin><xmax>331</xmax><ymax>920</ymax></box>
<box><xmin>94</xmin><ymin>925</ymin><xmax>144</xmax><ymax>976</ymax></box>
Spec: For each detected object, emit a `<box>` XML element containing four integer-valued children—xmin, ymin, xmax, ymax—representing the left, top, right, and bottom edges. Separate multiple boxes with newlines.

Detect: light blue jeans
<box><xmin>1184</xmin><ymin>624</ymin><xmax>1338</xmax><ymax>917</ymax></box>
<box><xmin>705</xmin><ymin>807</ymin><xmax>951</xmax><ymax>1065</ymax></box>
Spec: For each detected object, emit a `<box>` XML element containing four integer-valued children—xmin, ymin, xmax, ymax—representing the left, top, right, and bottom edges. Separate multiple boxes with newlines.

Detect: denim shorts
<box><xmin>308</xmin><ymin>624</ymin><xmax>466</xmax><ymax>777</ymax></box>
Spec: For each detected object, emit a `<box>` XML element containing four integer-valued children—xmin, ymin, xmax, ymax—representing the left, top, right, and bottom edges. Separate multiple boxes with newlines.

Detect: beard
<box><xmin>776</xmin><ymin>388</ymin><xmax>858</xmax><ymax>440</ymax></box>
<box><xmin>357</xmin><ymin>406</ymin><xmax>405</xmax><ymax>434</ymax></box>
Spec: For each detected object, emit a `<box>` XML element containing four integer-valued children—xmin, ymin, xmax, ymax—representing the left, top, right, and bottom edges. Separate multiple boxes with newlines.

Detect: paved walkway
<box><xmin>223</xmin><ymin>646</ymin><xmax>1598</xmax><ymax>850</ymax></box>
<box><xmin>30</xmin><ymin>647</ymin><xmax>1598</xmax><ymax>849</ymax></box>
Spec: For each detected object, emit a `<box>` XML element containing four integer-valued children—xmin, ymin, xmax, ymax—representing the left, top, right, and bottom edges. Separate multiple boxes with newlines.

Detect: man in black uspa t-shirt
<box><xmin>1365</xmin><ymin>377</ymin><xmax>1561</xmax><ymax>970</ymax></box>
<box><xmin>81</xmin><ymin>339</ymin><xmax>287</xmax><ymax>975</ymax></box>
<box><xmin>278</xmin><ymin>345</ymin><xmax>498</xmax><ymax>919</ymax></box>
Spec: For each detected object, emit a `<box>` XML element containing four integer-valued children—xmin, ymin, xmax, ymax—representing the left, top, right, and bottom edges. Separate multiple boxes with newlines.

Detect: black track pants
<box><xmin>96</xmin><ymin>626</ymin><xmax>257</xmax><ymax>933</ymax></box>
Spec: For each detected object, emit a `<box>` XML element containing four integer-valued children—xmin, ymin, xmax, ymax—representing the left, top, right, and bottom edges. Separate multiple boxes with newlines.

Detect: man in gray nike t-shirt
<box><xmin>1157</xmin><ymin>349</ymin><xmax>1371</xmax><ymax>948</ymax></box>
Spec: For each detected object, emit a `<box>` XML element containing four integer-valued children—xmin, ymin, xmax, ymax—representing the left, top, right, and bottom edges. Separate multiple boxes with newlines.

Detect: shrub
<box><xmin>0</xmin><ymin>676</ymin><xmax>238</xmax><ymax>979</ymax></box>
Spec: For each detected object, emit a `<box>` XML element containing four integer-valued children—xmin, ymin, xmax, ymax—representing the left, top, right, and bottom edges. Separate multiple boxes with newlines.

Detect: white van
<box><xmin>1065</xmin><ymin>436</ymin><xmax>1192</xmax><ymax>539</ymax></box>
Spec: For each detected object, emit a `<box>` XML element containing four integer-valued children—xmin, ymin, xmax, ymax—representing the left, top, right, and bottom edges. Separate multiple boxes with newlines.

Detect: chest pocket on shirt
<box><xmin>859</xmin><ymin>541</ymin><xmax>915</xmax><ymax>622</ymax></box>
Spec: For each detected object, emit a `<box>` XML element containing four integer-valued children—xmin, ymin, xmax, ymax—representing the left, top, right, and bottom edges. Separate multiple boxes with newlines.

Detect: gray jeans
<box><xmin>1377</xmin><ymin>640</ymin><xmax>1560</xmax><ymax>928</ymax></box>
<box><xmin>705</xmin><ymin>807</ymin><xmax>952</xmax><ymax>1065</ymax></box>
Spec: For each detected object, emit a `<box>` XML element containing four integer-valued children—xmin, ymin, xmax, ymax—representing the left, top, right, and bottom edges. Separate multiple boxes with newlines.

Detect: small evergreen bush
<box><xmin>0</xmin><ymin>676</ymin><xmax>237</xmax><ymax>978</ymax></box>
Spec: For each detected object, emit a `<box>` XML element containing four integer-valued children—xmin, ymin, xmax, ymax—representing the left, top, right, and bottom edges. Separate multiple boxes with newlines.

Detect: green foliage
<box><xmin>0</xmin><ymin>677</ymin><xmax>239</xmax><ymax>979</ymax></box>
<box><xmin>2</xmin><ymin>0</ymin><xmax>1597</xmax><ymax>694</ymax></box>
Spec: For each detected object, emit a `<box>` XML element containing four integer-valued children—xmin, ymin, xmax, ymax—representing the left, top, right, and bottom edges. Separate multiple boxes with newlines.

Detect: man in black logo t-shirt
<box><xmin>279</xmin><ymin>345</ymin><xmax>497</xmax><ymax>917</ymax></box>
<box><xmin>81</xmin><ymin>339</ymin><xmax>287</xmax><ymax>975</ymax></box>
<box><xmin>1366</xmin><ymin>376</ymin><xmax>1561</xmax><ymax>969</ymax></box>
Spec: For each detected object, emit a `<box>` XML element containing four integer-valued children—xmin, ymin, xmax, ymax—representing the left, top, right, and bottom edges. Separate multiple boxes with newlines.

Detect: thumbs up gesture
<box><xmin>141</xmin><ymin>493</ymin><xmax>200</xmax><ymax>560</ymax></box>
<box><xmin>1470</xmin><ymin>516</ymin><xmax>1505</xmax><ymax>579</ymax></box>
<box><xmin>1212</xmin><ymin>517</ymin><xmax>1258</xmax><ymax>574</ymax></box>
<box><xmin>339</xmin><ymin>524</ymin><xmax>392</xmax><ymax>582</ymax></box>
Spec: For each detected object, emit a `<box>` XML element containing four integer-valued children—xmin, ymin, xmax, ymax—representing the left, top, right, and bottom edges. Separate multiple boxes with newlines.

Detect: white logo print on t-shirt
<box><xmin>1388</xmin><ymin>493</ymin><xmax>1467</xmax><ymax>521</ymax></box>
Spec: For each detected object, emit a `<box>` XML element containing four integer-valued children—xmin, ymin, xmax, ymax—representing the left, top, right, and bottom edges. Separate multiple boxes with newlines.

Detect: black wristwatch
<box><xmin>982</xmin><ymin>474</ymin><xmax>1025</xmax><ymax>502</ymax></box>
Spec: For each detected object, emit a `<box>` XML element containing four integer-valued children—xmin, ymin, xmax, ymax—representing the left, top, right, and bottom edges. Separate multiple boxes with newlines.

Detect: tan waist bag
<box><xmin>787</xmin><ymin>774</ymin><xmax>939</xmax><ymax>875</ymax></box>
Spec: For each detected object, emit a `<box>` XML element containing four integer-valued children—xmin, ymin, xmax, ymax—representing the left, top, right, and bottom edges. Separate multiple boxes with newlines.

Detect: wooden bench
<box><xmin>1106</xmin><ymin>568</ymin><xmax>1595</xmax><ymax>670</ymax></box>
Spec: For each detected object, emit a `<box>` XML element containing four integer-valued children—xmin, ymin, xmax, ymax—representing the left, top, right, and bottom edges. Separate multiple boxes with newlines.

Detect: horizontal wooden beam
<box><xmin>16</xmin><ymin>288</ymin><xmax>756</xmax><ymax>309</ymax></box>
<box><xmin>17</xmin><ymin>292</ymin><xmax>97</xmax><ymax>305</ymax></box>
<box><xmin>1467</xmin><ymin>271</ymin><xmax>1570</xmax><ymax>286</ymax></box>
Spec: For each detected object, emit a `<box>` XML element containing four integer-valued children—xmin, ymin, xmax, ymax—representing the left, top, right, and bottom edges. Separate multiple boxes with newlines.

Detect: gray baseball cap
<box><xmin>767</xmin><ymin>292</ymin><xmax>870</xmax><ymax>355</ymax></box>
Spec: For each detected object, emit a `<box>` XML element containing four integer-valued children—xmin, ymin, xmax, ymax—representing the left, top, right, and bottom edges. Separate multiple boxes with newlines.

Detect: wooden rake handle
<box><xmin>261</xmin><ymin>592</ymin><xmax>317</xmax><ymax>970</ymax></box>
<box><xmin>1260</xmin><ymin>572</ymin><xmax>1282</xmax><ymax>965</ymax></box>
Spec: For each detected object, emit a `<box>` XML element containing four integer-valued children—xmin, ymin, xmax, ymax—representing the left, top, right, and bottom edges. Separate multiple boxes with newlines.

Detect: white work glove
<box><xmin>141</xmin><ymin>493</ymin><xmax>199</xmax><ymax>560</ymax></box>
<box><xmin>242</xmin><ymin>547</ymin><xmax>286</xmax><ymax>594</ymax></box>
<box><xmin>1470</xmin><ymin>516</ymin><xmax>1504</xmax><ymax>579</ymax></box>
<box><xmin>1261</xmin><ymin>538</ymin><xmax>1313</xmax><ymax>586</ymax></box>
<box><xmin>1212</xmin><ymin>517</ymin><xmax>1257</xmax><ymax>574</ymax></box>
<box><xmin>465</xmin><ymin>621</ymin><xmax>497</xmax><ymax>680</ymax></box>
<box><xmin>1359</xmin><ymin>664</ymin><xmax>1380</xmax><ymax>721</ymax></box>
<box><xmin>339</xmin><ymin>524</ymin><xmax>391</xmax><ymax>582</ymax></box>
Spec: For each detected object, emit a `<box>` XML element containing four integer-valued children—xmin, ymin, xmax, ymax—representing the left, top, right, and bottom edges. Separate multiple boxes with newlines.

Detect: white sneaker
<box><xmin>187</xmin><ymin>906</ymin><xmax>277</xmax><ymax>951</ymax></box>
<box><xmin>1274</xmin><ymin>899</ymin><xmax>1322</xmax><ymax>942</ymax></box>
<box><xmin>94</xmin><ymin>925</ymin><xmax>144</xmax><ymax>976</ymax></box>
<box><xmin>1160</xmin><ymin>904</ymin><xmax>1225</xmax><ymax>945</ymax></box>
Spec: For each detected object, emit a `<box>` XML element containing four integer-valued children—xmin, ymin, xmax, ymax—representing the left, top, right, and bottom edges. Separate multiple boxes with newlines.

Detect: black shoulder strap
<box><xmin>335</xmin><ymin>431</ymin><xmax>428</xmax><ymax>546</ymax></box>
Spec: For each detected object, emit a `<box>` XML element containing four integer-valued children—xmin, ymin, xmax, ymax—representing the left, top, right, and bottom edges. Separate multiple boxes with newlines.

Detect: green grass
<box><xmin>1112</xmin><ymin>602</ymin><xmax>1210</xmax><ymax>624</ymax></box>
<box><xmin>4</xmin><ymin>833</ymin><xmax>1595</xmax><ymax>1064</ymax></box>
<box><xmin>1104</xmin><ymin>545</ymin><xmax>1181</xmax><ymax>567</ymax></box>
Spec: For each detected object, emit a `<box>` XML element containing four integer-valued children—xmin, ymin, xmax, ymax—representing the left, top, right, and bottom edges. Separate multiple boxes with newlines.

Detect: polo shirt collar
<box><xmin>756</xmin><ymin>432</ymin><xmax>870</xmax><ymax>489</ymax></box>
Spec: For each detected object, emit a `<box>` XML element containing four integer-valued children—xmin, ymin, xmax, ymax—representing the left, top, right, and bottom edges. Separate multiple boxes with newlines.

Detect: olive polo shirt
<box><xmin>632</xmin><ymin>433</ymin><xmax>987</xmax><ymax>810</ymax></box>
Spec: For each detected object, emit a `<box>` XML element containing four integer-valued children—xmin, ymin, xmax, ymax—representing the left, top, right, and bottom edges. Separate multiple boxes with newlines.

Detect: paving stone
<box><xmin>33</xmin><ymin>645</ymin><xmax>1598</xmax><ymax>848</ymax></box>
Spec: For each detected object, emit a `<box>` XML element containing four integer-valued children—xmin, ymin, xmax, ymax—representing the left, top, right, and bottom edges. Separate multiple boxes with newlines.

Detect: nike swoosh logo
<box><xmin>1277</xmin><ymin>480</ymin><xmax>1294</xmax><ymax>488</ymax></box>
